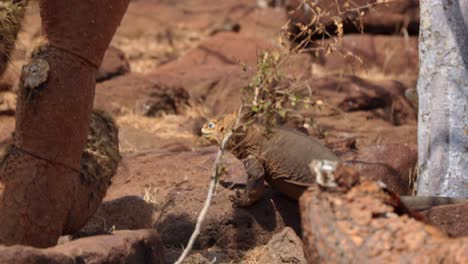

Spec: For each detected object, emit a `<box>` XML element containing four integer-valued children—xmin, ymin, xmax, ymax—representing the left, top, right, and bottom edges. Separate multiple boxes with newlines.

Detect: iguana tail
<box><xmin>400</xmin><ymin>196</ymin><xmax>467</xmax><ymax>211</ymax></box>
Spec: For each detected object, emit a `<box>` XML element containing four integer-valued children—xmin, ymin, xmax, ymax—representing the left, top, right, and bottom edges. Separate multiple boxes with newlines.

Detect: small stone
<box><xmin>257</xmin><ymin>227</ymin><xmax>307</xmax><ymax>264</ymax></box>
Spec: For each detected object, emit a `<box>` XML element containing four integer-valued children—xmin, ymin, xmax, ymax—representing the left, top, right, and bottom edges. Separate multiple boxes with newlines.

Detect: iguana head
<box><xmin>201</xmin><ymin>112</ymin><xmax>237</xmax><ymax>144</ymax></box>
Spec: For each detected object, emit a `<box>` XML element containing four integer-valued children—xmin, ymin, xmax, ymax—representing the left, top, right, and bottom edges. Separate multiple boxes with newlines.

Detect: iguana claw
<box><xmin>229</xmin><ymin>189</ymin><xmax>252</xmax><ymax>208</ymax></box>
<box><xmin>229</xmin><ymin>195</ymin><xmax>239</xmax><ymax>208</ymax></box>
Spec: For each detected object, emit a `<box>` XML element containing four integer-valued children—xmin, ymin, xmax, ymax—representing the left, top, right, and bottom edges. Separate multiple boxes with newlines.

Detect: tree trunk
<box><xmin>416</xmin><ymin>0</ymin><xmax>468</xmax><ymax>196</ymax></box>
<box><xmin>0</xmin><ymin>0</ymin><xmax>129</xmax><ymax>247</ymax></box>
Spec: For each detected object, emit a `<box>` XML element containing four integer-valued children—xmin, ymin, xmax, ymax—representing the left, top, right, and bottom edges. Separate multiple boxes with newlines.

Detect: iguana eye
<box><xmin>208</xmin><ymin>122</ymin><xmax>215</xmax><ymax>129</ymax></box>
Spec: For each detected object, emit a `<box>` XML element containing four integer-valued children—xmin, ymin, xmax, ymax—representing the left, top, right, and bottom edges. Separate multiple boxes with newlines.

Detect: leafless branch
<box><xmin>174</xmin><ymin>105</ymin><xmax>244</xmax><ymax>264</ymax></box>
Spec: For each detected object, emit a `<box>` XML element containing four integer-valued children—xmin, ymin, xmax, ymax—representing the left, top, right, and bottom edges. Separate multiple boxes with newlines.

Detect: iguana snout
<box><xmin>201</xmin><ymin>113</ymin><xmax>238</xmax><ymax>144</ymax></box>
<box><xmin>201</xmin><ymin>119</ymin><xmax>224</xmax><ymax>144</ymax></box>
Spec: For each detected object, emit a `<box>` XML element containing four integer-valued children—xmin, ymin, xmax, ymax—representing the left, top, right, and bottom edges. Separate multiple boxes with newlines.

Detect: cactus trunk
<box><xmin>0</xmin><ymin>0</ymin><xmax>129</xmax><ymax>247</ymax></box>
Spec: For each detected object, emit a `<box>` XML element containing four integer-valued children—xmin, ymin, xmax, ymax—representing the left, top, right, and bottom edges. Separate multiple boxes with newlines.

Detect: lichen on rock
<box><xmin>80</xmin><ymin>109</ymin><xmax>122</xmax><ymax>186</ymax></box>
<box><xmin>63</xmin><ymin>109</ymin><xmax>123</xmax><ymax>235</ymax></box>
<box><xmin>22</xmin><ymin>58</ymin><xmax>50</xmax><ymax>90</ymax></box>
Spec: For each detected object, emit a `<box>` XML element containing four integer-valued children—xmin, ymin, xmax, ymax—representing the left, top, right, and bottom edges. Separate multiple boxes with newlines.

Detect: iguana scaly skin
<box><xmin>202</xmin><ymin>113</ymin><xmax>340</xmax><ymax>207</ymax></box>
<box><xmin>201</xmin><ymin>113</ymin><xmax>467</xmax><ymax>210</ymax></box>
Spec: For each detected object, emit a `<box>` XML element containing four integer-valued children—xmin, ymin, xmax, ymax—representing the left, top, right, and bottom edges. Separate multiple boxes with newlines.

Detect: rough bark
<box><xmin>300</xmin><ymin>165</ymin><xmax>468</xmax><ymax>263</ymax></box>
<box><xmin>416</xmin><ymin>0</ymin><xmax>468</xmax><ymax>196</ymax></box>
<box><xmin>0</xmin><ymin>0</ymin><xmax>129</xmax><ymax>247</ymax></box>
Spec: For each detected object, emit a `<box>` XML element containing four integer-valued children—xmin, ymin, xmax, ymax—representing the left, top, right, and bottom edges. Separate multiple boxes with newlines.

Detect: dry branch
<box><xmin>175</xmin><ymin>106</ymin><xmax>244</xmax><ymax>264</ymax></box>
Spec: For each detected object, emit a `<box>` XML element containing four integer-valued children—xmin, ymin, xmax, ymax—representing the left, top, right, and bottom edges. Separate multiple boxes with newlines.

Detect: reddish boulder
<box><xmin>338</xmin><ymin>78</ymin><xmax>416</xmax><ymax>125</ymax></box>
<box><xmin>313</xmin><ymin>111</ymin><xmax>417</xmax><ymax>149</ymax></box>
<box><xmin>0</xmin><ymin>230</ymin><xmax>165</xmax><ymax>264</ymax></box>
<box><xmin>155</xmin><ymin>32</ymin><xmax>274</xmax><ymax>71</ymax></box>
<box><xmin>78</xmin><ymin>196</ymin><xmax>156</xmax><ymax>236</ymax></box>
<box><xmin>325</xmin><ymin>136</ymin><xmax>357</xmax><ymax>156</ymax></box>
<box><xmin>299</xmin><ymin>180</ymin><xmax>468</xmax><ymax>263</ymax></box>
<box><xmin>147</xmin><ymin>33</ymin><xmax>311</xmax><ymax>116</ymax></box>
<box><xmin>313</xmin><ymin>34</ymin><xmax>419</xmax><ymax>77</ymax></box>
<box><xmin>257</xmin><ymin>227</ymin><xmax>307</xmax><ymax>264</ymax></box>
<box><xmin>97</xmin><ymin>46</ymin><xmax>131</xmax><ymax>82</ymax></box>
<box><xmin>94</xmin><ymin>73</ymin><xmax>189</xmax><ymax>117</ymax></box>
<box><xmin>286</xmin><ymin>0</ymin><xmax>419</xmax><ymax>41</ymax></box>
<box><xmin>141</xmin><ymin>33</ymin><xmax>271</xmax><ymax>116</ymax></box>
<box><xmin>344</xmin><ymin>144</ymin><xmax>418</xmax><ymax>195</ymax></box>
<box><xmin>421</xmin><ymin>203</ymin><xmax>468</xmax><ymax>238</ymax></box>
<box><xmin>238</xmin><ymin>6</ymin><xmax>289</xmax><ymax>41</ymax></box>
<box><xmin>301</xmin><ymin>75</ymin><xmax>417</xmax><ymax>125</ymax></box>
<box><xmin>150</xmin><ymin>64</ymin><xmax>251</xmax><ymax>116</ymax></box>
<box><xmin>113</xmin><ymin>0</ymin><xmax>258</xmax><ymax>72</ymax></box>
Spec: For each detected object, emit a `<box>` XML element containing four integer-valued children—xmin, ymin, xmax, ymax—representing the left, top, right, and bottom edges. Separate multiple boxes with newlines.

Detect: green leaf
<box><xmin>278</xmin><ymin>109</ymin><xmax>287</xmax><ymax>118</ymax></box>
<box><xmin>272</xmin><ymin>50</ymin><xmax>280</xmax><ymax>62</ymax></box>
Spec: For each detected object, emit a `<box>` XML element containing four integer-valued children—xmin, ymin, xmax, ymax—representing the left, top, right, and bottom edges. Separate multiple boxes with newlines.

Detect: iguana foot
<box><xmin>229</xmin><ymin>189</ymin><xmax>256</xmax><ymax>208</ymax></box>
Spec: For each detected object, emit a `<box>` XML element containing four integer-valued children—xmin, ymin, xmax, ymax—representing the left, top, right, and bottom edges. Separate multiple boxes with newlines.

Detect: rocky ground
<box><xmin>0</xmin><ymin>0</ymin><xmax>466</xmax><ymax>263</ymax></box>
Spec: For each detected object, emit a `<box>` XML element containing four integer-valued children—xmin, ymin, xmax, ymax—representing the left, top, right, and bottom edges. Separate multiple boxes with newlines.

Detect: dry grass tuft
<box><xmin>0</xmin><ymin>0</ymin><xmax>29</xmax><ymax>77</ymax></box>
<box><xmin>243</xmin><ymin>245</ymin><xmax>267</xmax><ymax>264</ymax></box>
<box><xmin>143</xmin><ymin>185</ymin><xmax>159</xmax><ymax>206</ymax></box>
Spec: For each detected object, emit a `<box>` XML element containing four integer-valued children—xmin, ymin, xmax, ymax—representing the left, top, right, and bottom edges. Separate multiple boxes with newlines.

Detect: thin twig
<box><xmin>174</xmin><ymin>106</ymin><xmax>243</xmax><ymax>264</ymax></box>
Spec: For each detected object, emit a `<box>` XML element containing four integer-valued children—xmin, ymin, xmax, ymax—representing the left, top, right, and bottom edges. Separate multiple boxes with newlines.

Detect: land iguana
<box><xmin>201</xmin><ymin>113</ymin><xmax>467</xmax><ymax>210</ymax></box>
